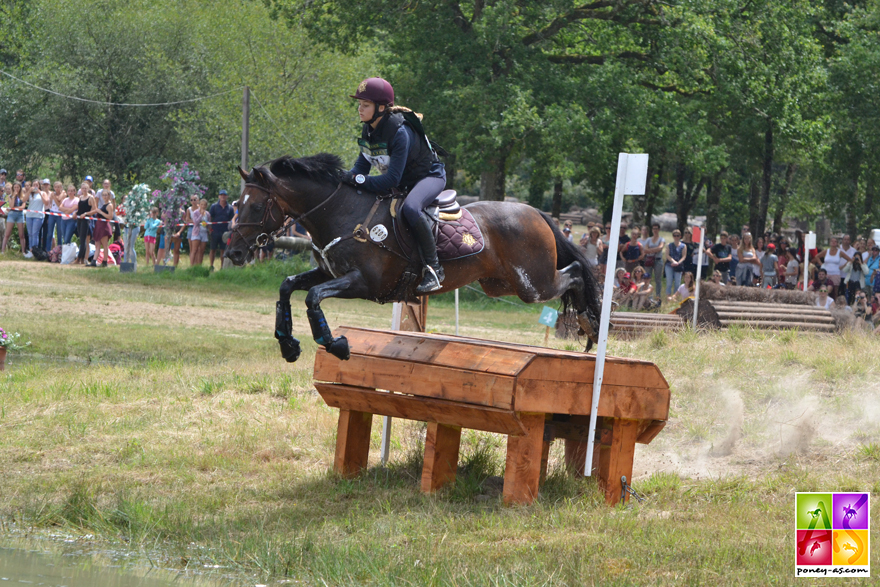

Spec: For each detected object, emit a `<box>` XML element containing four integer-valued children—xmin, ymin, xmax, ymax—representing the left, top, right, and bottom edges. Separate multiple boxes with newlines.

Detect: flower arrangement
<box><xmin>0</xmin><ymin>327</ymin><xmax>30</xmax><ymax>350</ymax></box>
<box><xmin>152</xmin><ymin>162</ymin><xmax>205</xmax><ymax>233</ymax></box>
<box><xmin>124</xmin><ymin>183</ymin><xmax>153</xmax><ymax>227</ymax></box>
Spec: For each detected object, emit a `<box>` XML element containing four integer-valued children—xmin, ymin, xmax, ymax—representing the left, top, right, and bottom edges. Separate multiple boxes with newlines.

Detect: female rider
<box><xmin>347</xmin><ymin>77</ymin><xmax>447</xmax><ymax>293</ymax></box>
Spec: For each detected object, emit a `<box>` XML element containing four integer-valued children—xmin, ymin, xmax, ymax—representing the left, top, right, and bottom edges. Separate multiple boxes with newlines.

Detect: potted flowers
<box><xmin>0</xmin><ymin>327</ymin><xmax>30</xmax><ymax>370</ymax></box>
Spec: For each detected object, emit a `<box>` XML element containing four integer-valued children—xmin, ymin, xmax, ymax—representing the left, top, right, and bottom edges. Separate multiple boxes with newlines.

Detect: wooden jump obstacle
<box><xmin>313</xmin><ymin>326</ymin><xmax>670</xmax><ymax>506</ymax></box>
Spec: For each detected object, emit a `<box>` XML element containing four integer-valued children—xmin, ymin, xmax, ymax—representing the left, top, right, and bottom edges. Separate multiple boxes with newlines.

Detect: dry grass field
<box><xmin>1</xmin><ymin>257</ymin><xmax>878</xmax><ymax>585</ymax></box>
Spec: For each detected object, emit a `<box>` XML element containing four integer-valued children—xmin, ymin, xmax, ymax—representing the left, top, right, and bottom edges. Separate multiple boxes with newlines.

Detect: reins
<box><xmin>232</xmin><ymin>182</ymin><xmax>344</xmax><ymax>253</ymax></box>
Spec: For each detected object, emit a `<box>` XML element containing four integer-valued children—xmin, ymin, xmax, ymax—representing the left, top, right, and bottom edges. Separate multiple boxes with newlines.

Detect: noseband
<box><xmin>231</xmin><ymin>182</ymin><xmax>344</xmax><ymax>253</ymax></box>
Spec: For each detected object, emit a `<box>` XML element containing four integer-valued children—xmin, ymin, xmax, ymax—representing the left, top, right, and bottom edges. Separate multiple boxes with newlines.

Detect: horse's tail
<box><xmin>537</xmin><ymin>211</ymin><xmax>602</xmax><ymax>336</ymax></box>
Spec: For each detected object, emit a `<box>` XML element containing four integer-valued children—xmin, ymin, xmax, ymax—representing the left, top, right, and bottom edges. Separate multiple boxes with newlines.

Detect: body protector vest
<box><xmin>357</xmin><ymin>109</ymin><xmax>436</xmax><ymax>191</ymax></box>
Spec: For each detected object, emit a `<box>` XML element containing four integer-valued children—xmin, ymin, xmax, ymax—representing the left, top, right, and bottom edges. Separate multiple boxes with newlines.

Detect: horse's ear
<box><xmin>238</xmin><ymin>167</ymin><xmax>249</xmax><ymax>181</ymax></box>
<box><xmin>251</xmin><ymin>165</ymin><xmax>276</xmax><ymax>186</ymax></box>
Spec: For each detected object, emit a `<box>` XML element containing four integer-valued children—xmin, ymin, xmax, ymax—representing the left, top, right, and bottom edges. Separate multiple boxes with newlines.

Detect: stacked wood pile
<box><xmin>702</xmin><ymin>300</ymin><xmax>834</xmax><ymax>332</ymax></box>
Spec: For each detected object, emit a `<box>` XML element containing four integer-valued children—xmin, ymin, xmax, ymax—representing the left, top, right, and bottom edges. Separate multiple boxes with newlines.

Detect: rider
<box><xmin>348</xmin><ymin>77</ymin><xmax>447</xmax><ymax>293</ymax></box>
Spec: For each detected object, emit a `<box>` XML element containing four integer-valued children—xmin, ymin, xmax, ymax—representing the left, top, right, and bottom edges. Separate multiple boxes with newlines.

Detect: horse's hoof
<box><xmin>327</xmin><ymin>335</ymin><xmax>350</xmax><ymax>361</ymax></box>
<box><xmin>279</xmin><ymin>336</ymin><xmax>301</xmax><ymax>363</ymax></box>
<box><xmin>585</xmin><ymin>339</ymin><xmax>594</xmax><ymax>352</ymax></box>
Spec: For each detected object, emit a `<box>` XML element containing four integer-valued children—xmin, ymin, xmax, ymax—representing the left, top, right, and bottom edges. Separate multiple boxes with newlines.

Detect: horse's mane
<box><xmin>263</xmin><ymin>153</ymin><xmax>345</xmax><ymax>185</ymax></box>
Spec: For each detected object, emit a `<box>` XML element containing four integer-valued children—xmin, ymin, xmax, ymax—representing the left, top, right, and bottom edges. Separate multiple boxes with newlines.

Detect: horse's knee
<box><xmin>280</xmin><ymin>276</ymin><xmax>295</xmax><ymax>298</ymax></box>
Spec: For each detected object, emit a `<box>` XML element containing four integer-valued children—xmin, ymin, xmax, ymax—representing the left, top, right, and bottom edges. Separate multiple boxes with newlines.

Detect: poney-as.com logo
<box><xmin>796</xmin><ymin>492</ymin><xmax>870</xmax><ymax>577</ymax></box>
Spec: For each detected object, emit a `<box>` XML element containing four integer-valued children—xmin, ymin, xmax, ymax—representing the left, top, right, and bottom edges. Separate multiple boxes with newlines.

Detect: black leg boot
<box><xmin>411</xmin><ymin>212</ymin><xmax>445</xmax><ymax>294</ymax></box>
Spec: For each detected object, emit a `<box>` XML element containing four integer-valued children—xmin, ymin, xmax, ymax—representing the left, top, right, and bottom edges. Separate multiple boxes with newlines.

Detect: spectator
<box><xmin>190</xmin><ymin>198</ymin><xmax>210</xmax><ymax>266</ymax></box>
<box><xmin>185</xmin><ymin>194</ymin><xmax>199</xmax><ymax>265</ymax></box>
<box><xmin>0</xmin><ymin>183</ymin><xmax>8</xmax><ymax>242</ymax></box>
<box><xmin>664</xmin><ymin>229</ymin><xmax>686</xmax><ymax>295</ymax></box>
<box><xmin>613</xmin><ymin>268</ymin><xmax>637</xmax><ymax>306</ymax></box>
<box><xmin>815</xmin><ymin>286</ymin><xmax>833</xmax><ymax>309</ymax></box>
<box><xmin>809</xmin><ymin>267</ymin><xmax>834</xmax><ymax>293</ymax></box>
<box><xmin>853</xmin><ymin>290</ymin><xmax>873</xmax><ymax>331</ymax></box>
<box><xmin>754</xmin><ymin>236</ymin><xmax>766</xmax><ymax>285</ymax></box>
<box><xmin>631</xmin><ymin>265</ymin><xmax>654</xmax><ymax>310</ymax></box>
<box><xmin>562</xmin><ymin>220</ymin><xmax>574</xmax><ymax>242</ymax></box>
<box><xmin>761</xmin><ymin>243</ymin><xmax>779</xmax><ymax>287</ymax></box>
<box><xmin>597</xmin><ymin>222</ymin><xmax>612</xmax><ymax>276</ymax></box>
<box><xmin>3</xmin><ymin>182</ymin><xmax>26</xmax><ymax>253</ymax></box>
<box><xmin>581</xmin><ymin>226</ymin><xmax>603</xmax><ymax>268</ymax></box>
<box><xmin>784</xmin><ymin>247</ymin><xmax>800</xmax><ymax>289</ymax></box>
<box><xmin>74</xmin><ymin>182</ymin><xmax>97</xmax><ymax>265</ymax></box>
<box><xmin>842</xmin><ymin>247</ymin><xmax>869</xmax><ymax>303</ymax></box>
<box><xmin>0</xmin><ymin>168</ymin><xmax>6</xmax><ymax>190</ymax></box>
<box><xmin>643</xmin><ymin>223</ymin><xmax>665</xmax><ymax>300</ymax></box>
<box><xmin>840</xmin><ymin>234</ymin><xmax>857</xmax><ymax>262</ymax></box>
<box><xmin>815</xmin><ymin>237</ymin><xmax>851</xmax><ymax>298</ymax></box>
<box><xmin>736</xmin><ymin>232</ymin><xmax>760</xmax><ymax>287</ymax></box>
<box><xmin>681</xmin><ymin>228</ymin><xmax>697</xmax><ymax>276</ymax></box>
<box><xmin>728</xmin><ymin>234</ymin><xmax>740</xmax><ymax>282</ymax></box>
<box><xmin>208</xmin><ymin>189</ymin><xmax>235</xmax><ymax>271</ymax></box>
<box><xmin>711</xmin><ymin>270</ymin><xmax>725</xmax><ymax>285</ymax></box>
<box><xmin>25</xmin><ymin>181</ymin><xmax>48</xmax><ymax>258</ymax></box>
<box><xmin>834</xmin><ymin>296</ymin><xmax>850</xmax><ymax>312</ymax></box>
<box><xmin>620</xmin><ymin>227</ymin><xmax>644</xmax><ymax>272</ymax></box>
<box><xmin>697</xmin><ymin>237</ymin><xmax>711</xmax><ymax>279</ymax></box>
<box><xmin>59</xmin><ymin>185</ymin><xmax>78</xmax><ymax>244</ymax></box>
<box><xmin>709</xmin><ymin>231</ymin><xmax>733</xmax><ymax>283</ymax></box>
<box><xmin>144</xmin><ymin>207</ymin><xmax>161</xmax><ymax>265</ymax></box>
<box><xmin>43</xmin><ymin>180</ymin><xmax>64</xmax><ymax>251</ymax></box>
<box><xmin>865</xmin><ymin>245</ymin><xmax>880</xmax><ymax>289</ymax></box>
<box><xmin>669</xmin><ymin>270</ymin><xmax>696</xmax><ymax>303</ymax></box>
<box><xmin>92</xmin><ymin>192</ymin><xmax>116</xmax><ymax>267</ymax></box>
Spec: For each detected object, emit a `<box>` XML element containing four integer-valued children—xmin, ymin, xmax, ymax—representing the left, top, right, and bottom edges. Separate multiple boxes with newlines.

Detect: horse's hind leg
<box><xmin>304</xmin><ymin>269</ymin><xmax>371</xmax><ymax>361</ymax></box>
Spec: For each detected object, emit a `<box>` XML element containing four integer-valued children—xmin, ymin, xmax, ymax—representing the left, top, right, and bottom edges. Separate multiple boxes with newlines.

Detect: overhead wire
<box><xmin>0</xmin><ymin>68</ymin><xmax>242</xmax><ymax>107</ymax></box>
<box><xmin>250</xmin><ymin>89</ymin><xmax>303</xmax><ymax>157</ymax></box>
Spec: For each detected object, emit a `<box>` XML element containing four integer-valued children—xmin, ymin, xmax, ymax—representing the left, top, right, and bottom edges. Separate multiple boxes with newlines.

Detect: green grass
<box><xmin>2</xmin><ymin>260</ymin><xmax>880</xmax><ymax>585</ymax></box>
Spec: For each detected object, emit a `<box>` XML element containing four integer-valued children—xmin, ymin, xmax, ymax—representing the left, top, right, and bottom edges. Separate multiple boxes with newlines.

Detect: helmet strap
<box><xmin>367</xmin><ymin>103</ymin><xmax>386</xmax><ymax>125</ymax></box>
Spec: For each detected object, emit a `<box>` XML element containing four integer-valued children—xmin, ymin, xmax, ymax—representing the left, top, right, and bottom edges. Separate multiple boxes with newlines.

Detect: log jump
<box><xmin>313</xmin><ymin>327</ymin><xmax>670</xmax><ymax>505</ymax></box>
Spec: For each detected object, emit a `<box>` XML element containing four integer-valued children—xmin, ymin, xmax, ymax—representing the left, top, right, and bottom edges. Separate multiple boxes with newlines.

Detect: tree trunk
<box><xmin>772</xmin><ymin>163</ymin><xmax>797</xmax><ymax>234</ymax></box>
<box><xmin>706</xmin><ymin>169</ymin><xmax>724</xmax><ymax>240</ymax></box>
<box><xmin>480</xmin><ymin>151</ymin><xmax>508</xmax><ymax>201</ymax></box>
<box><xmin>675</xmin><ymin>163</ymin><xmax>706</xmax><ymax>233</ymax></box>
<box><xmin>551</xmin><ymin>180</ymin><xmax>563</xmax><ymax>219</ymax></box>
<box><xmin>644</xmin><ymin>160</ymin><xmax>663</xmax><ymax>227</ymax></box>
<box><xmin>862</xmin><ymin>171</ymin><xmax>875</xmax><ymax>238</ymax></box>
<box><xmin>758</xmin><ymin>120</ymin><xmax>773</xmax><ymax>237</ymax></box>
<box><xmin>748</xmin><ymin>173</ymin><xmax>760</xmax><ymax>236</ymax></box>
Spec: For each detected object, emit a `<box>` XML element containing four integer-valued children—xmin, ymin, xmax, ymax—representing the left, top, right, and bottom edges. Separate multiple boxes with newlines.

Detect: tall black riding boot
<box><xmin>411</xmin><ymin>212</ymin><xmax>445</xmax><ymax>294</ymax></box>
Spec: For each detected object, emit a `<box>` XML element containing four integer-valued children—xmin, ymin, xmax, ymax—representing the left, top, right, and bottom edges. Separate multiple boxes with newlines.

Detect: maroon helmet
<box><xmin>350</xmin><ymin>77</ymin><xmax>394</xmax><ymax>105</ymax></box>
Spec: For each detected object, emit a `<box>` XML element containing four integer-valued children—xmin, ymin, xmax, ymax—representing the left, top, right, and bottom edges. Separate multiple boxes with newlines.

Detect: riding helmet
<box><xmin>350</xmin><ymin>77</ymin><xmax>395</xmax><ymax>105</ymax></box>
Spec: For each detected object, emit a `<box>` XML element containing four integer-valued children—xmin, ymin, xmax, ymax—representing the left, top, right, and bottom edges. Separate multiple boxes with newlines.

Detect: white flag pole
<box><xmin>454</xmin><ymin>289</ymin><xmax>460</xmax><ymax>335</ymax></box>
<box><xmin>379</xmin><ymin>302</ymin><xmax>405</xmax><ymax>464</ymax></box>
<box><xmin>803</xmin><ymin>232</ymin><xmax>816</xmax><ymax>292</ymax></box>
<box><xmin>584</xmin><ymin>153</ymin><xmax>648</xmax><ymax>476</ymax></box>
<box><xmin>692</xmin><ymin>224</ymin><xmax>705</xmax><ymax>329</ymax></box>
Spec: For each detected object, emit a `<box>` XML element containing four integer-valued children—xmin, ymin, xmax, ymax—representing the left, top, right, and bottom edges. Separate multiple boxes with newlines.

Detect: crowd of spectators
<box><xmin>0</xmin><ymin>168</ymin><xmax>242</xmax><ymax>271</ymax></box>
<box><xmin>568</xmin><ymin>218</ymin><xmax>880</xmax><ymax>334</ymax></box>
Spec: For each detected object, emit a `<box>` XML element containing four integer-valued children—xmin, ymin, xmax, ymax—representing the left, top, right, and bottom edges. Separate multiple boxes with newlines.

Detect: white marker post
<box><xmin>585</xmin><ymin>153</ymin><xmax>649</xmax><ymax>477</ymax></box>
<box><xmin>454</xmin><ymin>289</ymin><xmax>460</xmax><ymax>335</ymax></box>
<box><xmin>803</xmin><ymin>231</ymin><xmax>816</xmax><ymax>292</ymax></box>
<box><xmin>379</xmin><ymin>302</ymin><xmax>405</xmax><ymax>464</ymax></box>
<box><xmin>692</xmin><ymin>224</ymin><xmax>705</xmax><ymax>329</ymax></box>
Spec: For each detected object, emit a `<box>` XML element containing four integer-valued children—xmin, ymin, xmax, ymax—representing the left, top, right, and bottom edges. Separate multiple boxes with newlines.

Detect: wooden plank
<box><xmin>334</xmin><ymin>326</ymin><xmax>660</xmax><ymax>365</ymax></box>
<box><xmin>421</xmin><ymin>423</ymin><xmax>462</xmax><ymax>493</ymax></box>
<box><xmin>314</xmin><ymin>353</ymin><xmax>516</xmax><ymax>409</ymax></box>
<box><xmin>334</xmin><ymin>409</ymin><xmax>373</xmax><ymax>478</ymax></box>
<box><xmin>517</xmin><ymin>355</ymin><xmax>668</xmax><ymax>389</ymax></box>
<box><xmin>715</xmin><ymin>312</ymin><xmax>834</xmax><ymax>323</ymax></box>
<box><xmin>327</xmin><ymin>327</ymin><xmax>534</xmax><ymax>376</ymax></box>
<box><xmin>502</xmin><ymin>413</ymin><xmax>546</xmax><ymax>505</ymax></box>
<box><xmin>314</xmin><ymin>383</ymin><xmax>526</xmax><ymax>436</ymax></box>
<box><xmin>636</xmin><ymin>420</ymin><xmax>666</xmax><ymax>444</ymax></box>
<box><xmin>539</xmin><ymin>437</ymin><xmax>551</xmax><ymax>486</ymax></box>
<box><xmin>515</xmin><ymin>380</ymin><xmax>670</xmax><ymax>421</ymax></box>
<box><xmin>596</xmin><ymin>418</ymin><xmax>640</xmax><ymax>505</ymax></box>
<box><xmin>708</xmin><ymin>301</ymin><xmax>823</xmax><ymax>310</ymax></box>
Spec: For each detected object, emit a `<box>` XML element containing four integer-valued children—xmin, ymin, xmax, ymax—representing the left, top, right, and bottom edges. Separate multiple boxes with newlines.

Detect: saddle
<box><xmin>390</xmin><ymin>190</ymin><xmax>484</xmax><ymax>261</ymax></box>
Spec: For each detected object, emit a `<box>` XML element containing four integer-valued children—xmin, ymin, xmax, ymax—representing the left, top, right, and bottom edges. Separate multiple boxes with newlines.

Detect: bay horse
<box><xmin>225</xmin><ymin>154</ymin><xmax>601</xmax><ymax>362</ymax></box>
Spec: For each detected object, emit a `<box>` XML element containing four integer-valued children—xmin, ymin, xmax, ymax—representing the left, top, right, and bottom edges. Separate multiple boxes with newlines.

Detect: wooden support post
<box><xmin>502</xmin><ymin>413</ymin><xmax>546</xmax><ymax>505</ymax></box>
<box><xmin>595</xmin><ymin>418</ymin><xmax>639</xmax><ymax>505</ymax></box>
<box><xmin>539</xmin><ymin>437</ymin><xmax>551</xmax><ymax>485</ymax></box>
<box><xmin>334</xmin><ymin>409</ymin><xmax>373</xmax><ymax>478</ymax></box>
<box><xmin>421</xmin><ymin>422</ymin><xmax>462</xmax><ymax>493</ymax></box>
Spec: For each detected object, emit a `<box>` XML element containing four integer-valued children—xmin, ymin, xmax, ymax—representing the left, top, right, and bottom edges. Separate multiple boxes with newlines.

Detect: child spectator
<box><xmin>59</xmin><ymin>185</ymin><xmax>78</xmax><ymax>244</ymax></box>
<box><xmin>189</xmin><ymin>198</ymin><xmax>210</xmax><ymax>266</ymax></box>
<box><xmin>736</xmin><ymin>232</ymin><xmax>760</xmax><ymax>287</ymax></box>
<box><xmin>784</xmin><ymin>248</ymin><xmax>800</xmax><ymax>289</ymax></box>
<box><xmin>630</xmin><ymin>266</ymin><xmax>654</xmax><ymax>310</ymax></box>
<box><xmin>669</xmin><ymin>270</ymin><xmax>696</xmax><ymax>303</ymax></box>
<box><xmin>143</xmin><ymin>207</ymin><xmax>162</xmax><ymax>265</ymax></box>
<box><xmin>761</xmin><ymin>243</ymin><xmax>779</xmax><ymax>287</ymax></box>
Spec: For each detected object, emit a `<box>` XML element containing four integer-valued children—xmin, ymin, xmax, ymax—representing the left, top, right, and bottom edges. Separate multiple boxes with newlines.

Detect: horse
<box><xmin>225</xmin><ymin>153</ymin><xmax>601</xmax><ymax>363</ymax></box>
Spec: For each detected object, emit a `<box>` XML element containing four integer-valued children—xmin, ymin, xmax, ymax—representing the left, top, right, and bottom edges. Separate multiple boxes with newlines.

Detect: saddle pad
<box><xmin>394</xmin><ymin>208</ymin><xmax>485</xmax><ymax>261</ymax></box>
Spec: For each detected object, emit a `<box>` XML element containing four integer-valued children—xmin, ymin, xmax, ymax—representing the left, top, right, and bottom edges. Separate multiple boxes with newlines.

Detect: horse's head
<box><xmin>225</xmin><ymin>166</ymin><xmax>289</xmax><ymax>265</ymax></box>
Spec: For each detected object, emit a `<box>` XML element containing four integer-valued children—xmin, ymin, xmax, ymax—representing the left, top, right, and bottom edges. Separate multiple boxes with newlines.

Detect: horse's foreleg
<box><xmin>305</xmin><ymin>269</ymin><xmax>370</xmax><ymax>361</ymax></box>
<box><xmin>276</xmin><ymin>268</ymin><xmax>332</xmax><ymax>363</ymax></box>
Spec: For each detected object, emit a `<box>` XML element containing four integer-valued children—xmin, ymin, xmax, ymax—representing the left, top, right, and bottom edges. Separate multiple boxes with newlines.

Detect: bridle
<box><xmin>230</xmin><ymin>181</ymin><xmax>344</xmax><ymax>253</ymax></box>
